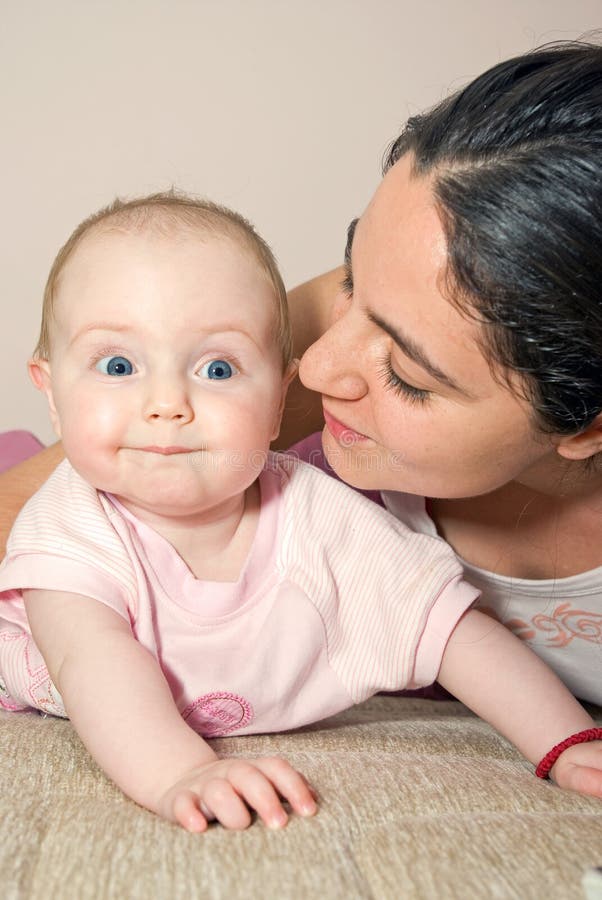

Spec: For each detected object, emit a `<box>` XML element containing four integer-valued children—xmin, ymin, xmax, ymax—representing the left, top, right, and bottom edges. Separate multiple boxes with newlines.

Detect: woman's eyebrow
<box><xmin>367</xmin><ymin>310</ymin><xmax>476</xmax><ymax>399</ymax></box>
<box><xmin>344</xmin><ymin>218</ymin><xmax>359</xmax><ymax>265</ymax></box>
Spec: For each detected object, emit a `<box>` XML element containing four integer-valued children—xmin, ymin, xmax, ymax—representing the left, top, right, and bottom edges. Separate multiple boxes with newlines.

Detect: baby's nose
<box><xmin>143</xmin><ymin>378</ymin><xmax>194</xmax><ymax>422</ymax></box>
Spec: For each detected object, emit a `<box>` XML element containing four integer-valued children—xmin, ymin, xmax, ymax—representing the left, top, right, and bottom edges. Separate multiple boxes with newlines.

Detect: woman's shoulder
<box><xmin>381</xmin><ymin>491</ymin><xmax>438</xmax><ymax>537</ymax></box>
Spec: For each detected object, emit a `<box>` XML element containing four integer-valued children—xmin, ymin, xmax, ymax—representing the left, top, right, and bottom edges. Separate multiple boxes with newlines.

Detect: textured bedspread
<box><xmin>1</xmin><ymin>696</ymin><xmax>601</xmax><ymax>899</ymax></box>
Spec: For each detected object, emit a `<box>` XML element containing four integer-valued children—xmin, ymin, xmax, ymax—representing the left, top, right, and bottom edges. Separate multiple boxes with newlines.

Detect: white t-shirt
<box><xmin>0</xmin><ymin>453</ymin><xmax>477</xmax><ymax>734</ymax></box>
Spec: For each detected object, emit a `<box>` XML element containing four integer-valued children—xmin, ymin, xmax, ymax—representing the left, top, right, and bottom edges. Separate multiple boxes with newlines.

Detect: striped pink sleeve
<box><xmin>0</xmin><ymin>460</ymin><xmax>136</xmax><ymax>621</ymax></box>
<box><xmin>277</xmin><ymin>457</ymin><xmax>479</xmax><ymax>702</ymax></box>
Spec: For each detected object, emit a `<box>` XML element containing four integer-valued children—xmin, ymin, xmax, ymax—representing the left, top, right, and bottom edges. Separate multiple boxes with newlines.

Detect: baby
<box><xmin>0</xmin><ymin>193</ymin><xmax>600</xmax><ymax>832</ymax></box>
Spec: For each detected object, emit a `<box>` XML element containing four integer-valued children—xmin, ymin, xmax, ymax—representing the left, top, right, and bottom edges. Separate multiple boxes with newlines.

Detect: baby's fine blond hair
<box><xmin>34</xmin><ymin>191</ymin><xmax>293</xmax><ymax>368</ymax></box>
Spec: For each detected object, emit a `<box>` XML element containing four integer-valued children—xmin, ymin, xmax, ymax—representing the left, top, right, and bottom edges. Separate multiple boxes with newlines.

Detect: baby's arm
<box><xmin>23</xmin><ymin>589</ymin><xmax>317</xmax><ymax>831</ymax></box>
<box><xmin>438</xmin><ymin>609</ymin><xmax>602</xmax><ymax>797</ymax></box>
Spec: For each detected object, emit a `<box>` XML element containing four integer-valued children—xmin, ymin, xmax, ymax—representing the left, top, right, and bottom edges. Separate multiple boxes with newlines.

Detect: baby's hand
<box><xmin>158</xmin><ymin>756</ymin><xmax>318</xmax><ymax>832</ymax></box>
<box><xmin>551</xmin><ymin>740</ymin><xmax>602</xmax><ymax>799</ymax></box>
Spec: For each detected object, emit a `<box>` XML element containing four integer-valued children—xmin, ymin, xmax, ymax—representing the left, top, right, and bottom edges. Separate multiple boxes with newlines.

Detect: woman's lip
<box><xmin>322</xmin><ymin>409</ymin><xmax>369</xmax><ymax>445</ymax></box>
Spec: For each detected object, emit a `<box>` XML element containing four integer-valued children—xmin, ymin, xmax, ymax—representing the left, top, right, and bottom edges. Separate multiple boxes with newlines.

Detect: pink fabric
<box><xmin>292</xmin><ymin>432</ymin><xmax>602</xmax><ymax>705</ymax></box>
<box><xmin>0</xmin><ymin>431</ymin><xmax>44</xmax><ymax>474</ymax></box>
<box><xmin>290</xmin><ymin>431</ymin><xmax>453</xmax><ymax>701</ymax></box>
<box><xmin>0</xmin><ymin>453</ymin><xmax>478</xmax><ymax>733</ymax></box>
<box><xmin>288</xmin><ymin>431</ymin><xmax>385</xmax><ymax>507</ymax></box>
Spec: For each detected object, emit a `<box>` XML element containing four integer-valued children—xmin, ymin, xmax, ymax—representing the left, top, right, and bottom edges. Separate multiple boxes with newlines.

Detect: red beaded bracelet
<box><xmin>535</xmin><ymin>727</ymin><xmax>602</xmax><ymax>779</ymax></box>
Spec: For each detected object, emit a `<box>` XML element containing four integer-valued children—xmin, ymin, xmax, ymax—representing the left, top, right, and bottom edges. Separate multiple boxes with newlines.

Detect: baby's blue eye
<box><xmin>200</xmin><ymin>359</ymin><xmax>236</xmax><ymax>380</ymax></box>
<box><xmin>96</xmin><ymin>356</ymin><xmax>134</xmax><ymax>377</ymax></box>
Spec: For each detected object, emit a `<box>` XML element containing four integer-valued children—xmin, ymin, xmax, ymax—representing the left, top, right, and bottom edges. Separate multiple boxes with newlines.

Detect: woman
<box><xmin>288</xmin><ymin>39</ymin><xmax>602</xmax><ymax>705</ymax></box>
<box><xmin>2</xmin><ymin>40</ymin><xmax>602</xmax><ymax>704</ymax></box>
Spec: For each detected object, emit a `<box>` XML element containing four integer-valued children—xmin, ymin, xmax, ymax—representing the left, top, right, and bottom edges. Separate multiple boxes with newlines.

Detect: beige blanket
<box><xmin>1</xmin><ymin>697</ymin><xmax>601</xmax><ymax>899</ymax></box>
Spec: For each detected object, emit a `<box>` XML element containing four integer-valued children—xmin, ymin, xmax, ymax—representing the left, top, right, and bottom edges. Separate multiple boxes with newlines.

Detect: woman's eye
<box><xmin>199</xmin><ymin>359</ymin><xmax>237</xmax><ymax>380</ymax></box>
<box><xmin>378</xmin><ymin>357</ymin><xmax>430</xmax><ymax>405</ymax></box>
<box><xmin>95</xmin><ymin>355</ymin><xmax>134</xmax><ymax>377</ymax></box>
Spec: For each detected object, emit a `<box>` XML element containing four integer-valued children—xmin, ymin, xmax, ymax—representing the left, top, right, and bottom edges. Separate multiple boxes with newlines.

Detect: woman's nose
<box><xmin>298</xmin><ymin>306</ymin><xmax>368</xmax><ymax>400</ymax></box>
<box><xmin>143</xmin><ymin>377</ymin><xmax>194</xmax><ymax>423</ymax></box>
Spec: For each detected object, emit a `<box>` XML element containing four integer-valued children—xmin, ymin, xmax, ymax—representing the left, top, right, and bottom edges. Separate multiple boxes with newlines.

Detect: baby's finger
<box><xmin>172</xmin><ymin>790</ymin><xmax>209</xmax><ymax>833</ymax></box>
<box><xmin>254</xmin><ymin>757</ymin><xmax>318</xmax><ymax>818</ymax></box>
<box><xmin>227</xmin><ymin>762</ymin><xmax>289</xmax><ymax>829</ymax></box>
<box><xmin>202</xmin><ymin>777</ymin><xmax>253</xmax><ymax>830</ymax></box>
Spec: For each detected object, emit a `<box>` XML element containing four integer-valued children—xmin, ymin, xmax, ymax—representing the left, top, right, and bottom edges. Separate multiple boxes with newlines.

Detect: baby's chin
<box><xmin>65</xmin><ymin>444</ymin><xmax>270</xmax><ymax>516</ymax></box>
<box><xmin>109</xmin><ymin>471</ymin><xmax>262</xmax><ymax>522</ymax></box>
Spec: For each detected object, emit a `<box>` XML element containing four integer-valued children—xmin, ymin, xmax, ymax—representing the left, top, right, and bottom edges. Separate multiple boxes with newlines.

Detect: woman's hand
<box><xmin>551</xmin><ymin>741</ymin><xmax>602</xmax><ymax>799</ymax></box>
<box><xmin>158</xmin><ymin>756</ymin><xmax>318</xmax><ymax>832</ymax></box>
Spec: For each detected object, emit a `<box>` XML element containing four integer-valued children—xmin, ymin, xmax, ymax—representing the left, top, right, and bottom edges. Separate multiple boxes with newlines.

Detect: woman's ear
<box><xmin>554</xmin><ymin>412</ymin><xmax>602</xmax><ymax>461</ymax></box>
<box><xmin>271</xmin><ymin>359</ymin><xmax>300</xmax><ymax>441</ymax></box>
<box><xmin>28</xmin><ymin>358</ymin><xmax>62</xmax><ymax>438</ymax></box>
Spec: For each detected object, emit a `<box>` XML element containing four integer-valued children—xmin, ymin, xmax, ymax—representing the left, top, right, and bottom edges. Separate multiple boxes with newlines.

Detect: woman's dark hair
<box><xmin>384</xmin><ymin>40</ymin><xmax>602</xmax><ymax>434</ymax></box>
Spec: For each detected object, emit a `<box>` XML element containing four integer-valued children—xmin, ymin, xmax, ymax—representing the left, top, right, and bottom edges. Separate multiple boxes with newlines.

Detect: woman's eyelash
<box><xmin>377</xmin><ymin>356</ymin><xmax>430</xmax><ymax>404</ymax></box>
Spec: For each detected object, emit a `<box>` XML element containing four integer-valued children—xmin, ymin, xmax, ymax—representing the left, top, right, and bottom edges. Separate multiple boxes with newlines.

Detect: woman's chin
<box><xmin>321</xmin><ymin>430</ymin><xmax>382</xmax><ymax>490</ymax></box>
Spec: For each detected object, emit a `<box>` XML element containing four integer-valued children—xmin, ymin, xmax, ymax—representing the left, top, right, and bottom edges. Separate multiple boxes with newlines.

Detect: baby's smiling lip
<box><xmin>136</xmin><ymin>445</ymin><xmax>194</xmax><ymax>455</ymax></box>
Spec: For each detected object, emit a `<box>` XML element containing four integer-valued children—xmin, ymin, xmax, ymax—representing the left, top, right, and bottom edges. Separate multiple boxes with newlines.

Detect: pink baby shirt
<box><xmin>291</xmin><ymin>432</ymin><xmax>602</xmax><ymax>706</ymax></box>
<box><xmin>0</xmin><ymin>453</ymin><xmax>478</xmax><ymax>737</ymax></box>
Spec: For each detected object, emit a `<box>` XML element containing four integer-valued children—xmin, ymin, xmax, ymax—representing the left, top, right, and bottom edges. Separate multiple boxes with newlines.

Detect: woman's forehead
<box><xmin>354</xmin><ymin>158</ymin><xmax>452</xmax><ymax>330</ymax></box>
<box><xmin>360</xmin><ymin>156</ymin><xmax>445</xmax><ymax>275</ymax></box>
<box><xmin>353</xmin><ymin>157</ymin><xmax>503</xmax><ymax>395</ymax></box>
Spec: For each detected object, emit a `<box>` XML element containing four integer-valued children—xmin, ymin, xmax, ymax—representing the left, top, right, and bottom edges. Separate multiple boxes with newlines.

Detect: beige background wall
<box><xmin>2</xmin><ymin>1</ymin><xmax>600</xmax><ymax>445</ymax></box>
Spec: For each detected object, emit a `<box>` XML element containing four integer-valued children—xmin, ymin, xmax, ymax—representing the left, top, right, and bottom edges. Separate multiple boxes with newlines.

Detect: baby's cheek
<box><xmin>86</xmin><ymin>400</ymin><xmax>127</xmax><ymax>439</ymax></box>
<box><xmin>59</xmin><ymin>397</ymin><xmax>126</xmax><ymax>466</ymax></box>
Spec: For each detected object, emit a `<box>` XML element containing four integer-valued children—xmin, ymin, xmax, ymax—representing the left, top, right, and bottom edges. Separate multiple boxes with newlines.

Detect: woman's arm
<box><xmin>275</xmin><ymin>267</ymin><xmax>344</xmax><ymax>450</ymax></box>
<box><xmin>0</xmin><ymin>442</ymin><xmax>64</xmax><ymax>556</ymax></box>
<box><xmin>438</xmin><ymin>609</ymin><xmax>602</xmax><ymax>796</ymax></box>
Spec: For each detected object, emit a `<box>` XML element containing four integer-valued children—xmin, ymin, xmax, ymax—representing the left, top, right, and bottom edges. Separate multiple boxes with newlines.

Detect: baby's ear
<box><xmin>283</xmin><ymin>359</ymin><xmax>300</xmax><ymax>392</ymax></box>
<box><xmin>28</xmin><ymin>358</ymin><xmax>61</xmax><ymax>437</ymax></box>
